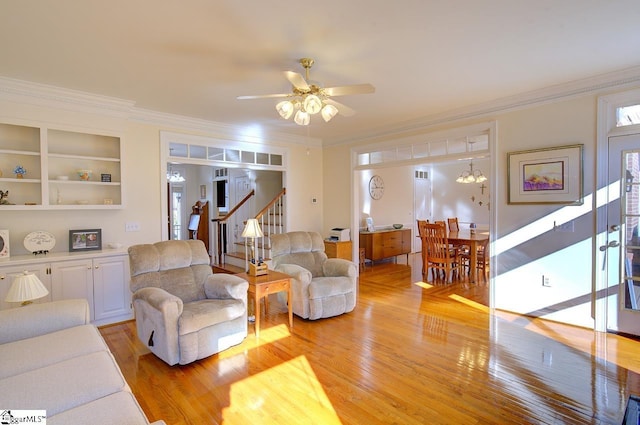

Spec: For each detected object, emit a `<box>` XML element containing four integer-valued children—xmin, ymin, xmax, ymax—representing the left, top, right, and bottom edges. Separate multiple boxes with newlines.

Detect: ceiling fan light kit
<box><xmin>239</xmin><ymin>57</ymin><xmax>375</xmax><ymax>126</ymax></box>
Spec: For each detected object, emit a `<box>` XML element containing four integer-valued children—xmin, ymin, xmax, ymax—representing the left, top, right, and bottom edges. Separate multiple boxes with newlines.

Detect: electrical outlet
<box><xmin>542</xmin><ymin>275</ymin><xmax>551</xmax><ymax>287</ymax></box>
<box><xmin>125</xmin><ymin>222</ymin><xmax>141</xmax><ymax>232</ymax></box>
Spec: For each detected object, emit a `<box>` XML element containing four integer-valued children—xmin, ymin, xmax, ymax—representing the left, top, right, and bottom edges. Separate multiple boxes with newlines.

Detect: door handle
<box><xmin>599</xmin><ymin>240</ymin><xmax>620</xmax><ymax>251</ymax></box>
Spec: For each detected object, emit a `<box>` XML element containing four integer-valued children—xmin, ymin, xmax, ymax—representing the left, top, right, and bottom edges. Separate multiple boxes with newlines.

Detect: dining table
<box><xmin>447</xmin><ymin>230</ymin><xmax>489</xmax><ymax>283</ymax></box>
<box><xmin>417</xmin><ymin>229</ymin><xmax>489</xmax><ymax>283</ymax></box>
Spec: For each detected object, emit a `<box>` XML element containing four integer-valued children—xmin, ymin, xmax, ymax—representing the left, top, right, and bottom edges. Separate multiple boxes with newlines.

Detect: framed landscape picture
<box><xmin>69</xmin><ymin>229</ymin><xmax>102</xmax><ymax>252</ymax></box>
<box><xmin>507</xmin><ymin>144</ymin><xmax>584</xmax><ymax>205</ymax></box>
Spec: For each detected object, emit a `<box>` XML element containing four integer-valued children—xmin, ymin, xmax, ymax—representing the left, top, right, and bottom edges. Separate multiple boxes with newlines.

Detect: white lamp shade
<box><xmin>5</xmin><ymin>271</ymin><xmax>49</xmax><ymax>304</ymax></box>
<box><xmin>276</xmin><ymin>100</ymin><xmax>294</xmax><ymax>119</ymax></box>
<box><xmin>294</xmin><ymin>110</ymin><xmax>310</xmax><ymax>126</ymax></box>
<box><xmin>321</xmin><ymin>104</ymin><xmax>339</xmax><ymax>122</ymax></box>
<box><xmin>303</xmin><ymin>94</ymin><xmax>322</xmax><ymax>114</ymax></box>
<box><xmin>241</xmin><ymin>218</ymin><xmax>264</xmax><ymax>238</ymax></box>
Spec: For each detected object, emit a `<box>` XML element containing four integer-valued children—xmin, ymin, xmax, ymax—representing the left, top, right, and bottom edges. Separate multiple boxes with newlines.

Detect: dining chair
<box><xmin>461</xmin><ymin>237</ymin><xmax>489</xmax><ymax>279</ymax></box>
<box><xmin>422</xmin><ymin>222</ymin><xmax>461</xmax><ymax>283</ymax></box>
<box><xmin>416</xmin><ymin>219</ymin><xmax>429</xmax><ymax>275</ymax></box>
<box><xmin>447</xmin><ymin>217</ymin><xmax>469</xmax><ymax>255</ymax></box>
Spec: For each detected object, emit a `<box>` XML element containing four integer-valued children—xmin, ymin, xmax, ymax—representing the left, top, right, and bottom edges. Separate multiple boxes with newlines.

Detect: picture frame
<box><xmin>0</xmin><ymin>229</ymin><xmax>9</xmax><ymax>258</ymax></box>
<box><xmin>69</xmin><ymin>229</ymin><xmax>102</xmax><ymax>252</ymax></box>
<box><xmin>200</xmin><ymin>184</ymin><xmax>206</xmax><ymax>199</ymax></box>
<box><xmin>507</xmin><ymin>144</ymin><xmax>584</xmax><ymax>205</ymax></box>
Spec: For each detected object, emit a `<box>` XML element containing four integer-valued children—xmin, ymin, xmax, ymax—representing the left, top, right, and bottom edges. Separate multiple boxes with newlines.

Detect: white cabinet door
<box><xmin>93</xmin><ymin>256</ymin><xmax>132</xmax><ymax>323</ymax></box>
<box><xmin>50</xmin><ymin>259</ymin><xmax>94</xmax><ymax>320</ymax></box>
<box><xmin>0</xmin><ymin>263</ymin><xmax>51</xmax><ymax>310</ymax></box>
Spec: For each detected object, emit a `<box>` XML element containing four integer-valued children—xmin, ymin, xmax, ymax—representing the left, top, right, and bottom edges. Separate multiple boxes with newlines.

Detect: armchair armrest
<box><xmin>205</xmin><ymin>274</ymin><xmax>249</xmax><ymax>300</ymax></box>
<box><xmin>132</xmin><ymin>287</ymin><xmax>184</xmax><ymax>316</ymax></box>
<box><xmin>274</xmin><ymin>264</ymin><xmax>312</xmax><ymax>286</ymax></box>
<box><xmin>323</xmin><ymin>258</ymin><xmax>357</xmax><ymax>278</ymax></box>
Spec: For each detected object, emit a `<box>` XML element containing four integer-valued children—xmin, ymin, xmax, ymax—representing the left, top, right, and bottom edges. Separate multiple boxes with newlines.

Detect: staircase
<box><xmin>213</xmin><ymin>188</ymin><xmax>286</xmax><ymax>273</ymax></box>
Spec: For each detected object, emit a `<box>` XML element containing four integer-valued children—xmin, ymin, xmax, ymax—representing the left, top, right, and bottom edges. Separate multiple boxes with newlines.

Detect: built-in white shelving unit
<box><xmin>0</xmin><ymin>122</ymin><xmax>123</xmax><ymax>209</ymax></box>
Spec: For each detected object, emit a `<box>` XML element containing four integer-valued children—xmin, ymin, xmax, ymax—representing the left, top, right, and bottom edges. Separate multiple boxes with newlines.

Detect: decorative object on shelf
<box><xmin>103</xmin><ymin>198</ymin><xmax>113</xmax><ymax>205</ymax></box>
<box><xmin>365</xmin><ymin>217</ymin><xmax>375</xmax><ymax>232</ymax></box>
<box><xmin>507</xmin><ymin>144</ymin><xmax>584</xmax><ymax>205</ymax></box>
<box><xmin>56</xmin><ymin>175</ymin><xmax>69</xmax><ymax>181</ymax></box>
<box><xmin>5</xmin><ymin>271</ymin><xmax>49</xmax><ymax>306</ymax></box>
<box><xmin>368</xmin><ymin>175</ymin><xmax>384</xmax><ymax>200</ymax></box>
<box><xmin>241</xmin><ymin>218</ymin><xmax>267</xmax><ymax>276</ymax></box>
<box><xmin>238</xmin><ymin>57</ymin><xmax>375</xmax><ymax>126</ymax></box>
<box><xmin>393</xmin><ymin>224</ymin><xmax>403</xmax><ymax>229</ymax></box>
<box><xmin>56</xmin><ymin>189</ymin><xmax>62</xmax><ymax>205</ymax></box>
<box><xmin>24</xmin><ymin>231</ymin><xmax>56</xmax><ymax>256</ymax></box>
<box><xmin>13</xmin><ymin>165</ymin><xmax>26</xmax><ymax>179</ymax></box>
<box><xmin>77</xmin><ymin>169</ymin><xmax>92</xmax><ymax>181</ymax></box>
<box><xmin>69</xmin><ymin>229</ymin><xmax>102</xmax><ymax>252</ymax></box>
<box><xmin>456</xmin><ymin>140</ymin><xmax>487</xmax><ymax>184</ymax></box>
<box><xmin>0</xmin><ymin>229</ymin><xmax>9</xmax><ymax>258</ymax></box>
<box><xmin>0</xmin><ymin>190</ymin><xmax>13</xmax><ymax>205</ymax></box>
<box><xmin>101</xmin><ymin>173</ymin><xmax>111</xmax><ymax>182</ymax></box>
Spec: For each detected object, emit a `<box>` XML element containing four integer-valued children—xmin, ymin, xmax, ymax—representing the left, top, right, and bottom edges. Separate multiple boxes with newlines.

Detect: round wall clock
<box><xmin>369</xmin><ymin>175</ymin><xmax>385</xmax><ymax>200</ymax></box>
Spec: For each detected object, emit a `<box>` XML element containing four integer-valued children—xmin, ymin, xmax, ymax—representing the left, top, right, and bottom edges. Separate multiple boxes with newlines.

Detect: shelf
<box><xmin>0</xmin><ymin>122</ymin><xmax>123</xmax><ymax>209</ymax></box>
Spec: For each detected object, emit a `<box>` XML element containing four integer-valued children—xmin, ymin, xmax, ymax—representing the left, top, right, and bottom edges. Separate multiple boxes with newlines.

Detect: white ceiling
<box><xmin>1</xmin><ymin>1</ymin><xmax>640</xmax><ymax>144</ymax></box>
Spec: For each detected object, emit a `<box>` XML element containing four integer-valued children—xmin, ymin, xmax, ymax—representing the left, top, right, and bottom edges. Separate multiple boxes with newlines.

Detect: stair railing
<box><xmin>252</xmin><ymin>188</ymin><xmax>286</xmax><ymax>262</ymax></box>
<box><xmin>212</xmin><ymin>189</ymin><xmax>255</xmax><ymax>265</ymax></box>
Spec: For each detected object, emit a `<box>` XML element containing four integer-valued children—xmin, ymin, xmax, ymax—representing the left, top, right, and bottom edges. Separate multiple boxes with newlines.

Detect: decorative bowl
<box><xmin>77</xmin><ymin>169</ymin><xmax>92</xmax><ymax>181</ymax></box>
<box><xmin>392</xmin><ymin>224</ymin><xmax>403</xmax><ymax>229</ymax></box>
<box><xmin>56</xmin><ymin>175</ymin><xmax>69</xmax><ymax>181</ymax></box>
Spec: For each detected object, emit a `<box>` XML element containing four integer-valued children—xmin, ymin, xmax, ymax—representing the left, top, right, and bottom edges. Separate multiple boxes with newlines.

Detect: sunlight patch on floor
<box><xmin>414</xmin><ymin>281</ymin><xmax>434</xmax><ymax>289</ymax></box>
<box><xmin>449</xmin><ymin>294</ymin><xmax>490</xmax><ymax>312</ymax></box>
<box><xmin>218</xmin><ymin>324</ymin><xmax>291</xmax><ymax>359</ymax></box>
<box><xmin>223</xmin><ymin>355</ymin><xmax>342</xmax><ymax>424</ymax></box>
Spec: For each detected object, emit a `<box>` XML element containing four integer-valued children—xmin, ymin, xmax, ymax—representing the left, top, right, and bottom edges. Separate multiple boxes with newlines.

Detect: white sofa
<box><xmin>0</xmin><ymin>299</ymin><xmax>165</xmax><ymax>425</ymax></box>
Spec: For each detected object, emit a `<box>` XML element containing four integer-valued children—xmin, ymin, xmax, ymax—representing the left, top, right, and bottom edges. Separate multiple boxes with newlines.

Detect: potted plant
<box><xmin>13</xmin><ymin>165</ymin><xmax>26</xmax><ymax>179</ymax></box>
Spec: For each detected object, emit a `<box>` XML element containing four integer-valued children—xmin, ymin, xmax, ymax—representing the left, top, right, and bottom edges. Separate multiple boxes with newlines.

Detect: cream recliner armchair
<box><xmin>269</xmin><ymin>231</ymin><xmax>357</xmax><ymax>320</ymax></box>
<box><xmin>128</xmin><ymin>240</ymin><xmax>248</xmax><ymax>365</ymax></box>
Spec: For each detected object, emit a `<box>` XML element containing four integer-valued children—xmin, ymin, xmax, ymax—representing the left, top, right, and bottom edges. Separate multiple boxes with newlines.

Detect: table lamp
<box><xmin>5</xmin><ymin>271</ymin><xmax>49</xmax><ymax>306</ymax></box>
<box><xmin>241</xmin><ymin>218</ymin><xmax>267</xmax><ymax>276</ymax></box>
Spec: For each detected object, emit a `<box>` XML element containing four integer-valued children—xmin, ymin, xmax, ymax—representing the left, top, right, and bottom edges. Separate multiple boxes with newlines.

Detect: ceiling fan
<box><xmin>237</xmin><ymin>58</ymin><xmax>375</xmax><ymax>125</ymax></box>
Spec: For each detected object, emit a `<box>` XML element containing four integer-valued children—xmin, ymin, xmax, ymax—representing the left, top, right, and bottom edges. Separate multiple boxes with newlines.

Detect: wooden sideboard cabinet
<box><xmin>359</xmin><ymin>228</ymin><xmax>411</xmax><ymax>263</ymax></box>
<box><xmin>324</xmin><ymin>240</ymin><xmax>353</xmax><ymax>261</ymax></box>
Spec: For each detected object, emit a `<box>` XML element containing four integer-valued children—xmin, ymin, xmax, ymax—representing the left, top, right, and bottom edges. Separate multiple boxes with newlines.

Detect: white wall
<box><xmin>0</xmin><ymin>88</ymin><xmax>322</xmax><ymax>257</ymax></box>
<box><xmin>323</xmin><ymin>94</ymin><xmax>604</xmax><ymax>328</ymax></box>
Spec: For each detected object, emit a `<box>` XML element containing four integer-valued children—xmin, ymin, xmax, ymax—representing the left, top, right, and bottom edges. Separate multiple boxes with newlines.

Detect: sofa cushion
<box><xmin>0</xmin><ymin>324</ymin><xmax>107</xmax><ymax>379</ymax></box>
<box><xmin>179</xmin><ymin>298</ymin><xmax>246</xmax><ymax>335</ymax></box>
<box><xmin>48</xmin><ymin>391</ymin><xmax>153</xmax><ymax>425</ymax></box>
<box><xmin>0</xmin><ymin>351</ymin><xmax>128</xmax><ymax>417</ymax></box>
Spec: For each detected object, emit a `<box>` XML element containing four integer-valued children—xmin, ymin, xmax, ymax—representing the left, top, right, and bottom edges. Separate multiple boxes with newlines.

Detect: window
<box><xmin>617</xmin><ymin>104</ymin><xmax>640</xmax><ymax>127</ymax></box>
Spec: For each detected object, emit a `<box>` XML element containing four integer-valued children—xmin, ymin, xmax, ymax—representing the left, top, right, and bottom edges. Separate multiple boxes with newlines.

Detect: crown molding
<box><xmin>328</xmin><ymin>65</ymin><xmax>640</xmax><ymax>146</ymax></box>
<box><xmin>130</xmin><ymin>107</ymin><xmax>318</xmax><ymax>147</ymax></box>
<box><xmin>0</xmin><ymin>76</ymin><xmax>135</xmax><ymax>118</ymax></box>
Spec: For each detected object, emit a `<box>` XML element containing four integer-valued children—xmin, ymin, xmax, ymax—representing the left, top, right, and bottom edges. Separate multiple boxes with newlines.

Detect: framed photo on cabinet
<box><xmin>69</xmin><ymin>229</ymin><xmax>102</xmax><ymax>252</ymax></box>
<box><xmin>0</xmin><ymin>229</ymin><xmax>9</xmax><ymax>258</ymax></box>
<box><xmin>507</xmin><ymin>144</ymin><xmax>583</xmax><ymax>205</ymax></box>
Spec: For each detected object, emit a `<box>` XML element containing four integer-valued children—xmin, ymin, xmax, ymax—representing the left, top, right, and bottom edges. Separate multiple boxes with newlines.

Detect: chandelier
<box><xmin>456</xmin><ymin>140</ymin><xmax>487</xmax><ymax>184</ymax></box>
<box><xmin>275</xmin><ymin>94</ymin><xmax>338</xmax><ymax>126</ymax></box>
<box><xmin>456</xmin><ymin>159</ymin><xmax>487</xmax><ymax>183</ymax></box>
<box><xmin>166</xmin><ymin>165</ymin><xmax>185</xmax><ymax>183</ymax></box>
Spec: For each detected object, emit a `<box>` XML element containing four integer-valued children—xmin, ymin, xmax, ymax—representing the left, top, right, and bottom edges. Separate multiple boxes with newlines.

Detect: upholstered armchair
<box><xmin>269</xmin><ymin>231</ymin><xmax>357</xmax><ymax>320</ymax></box>
<box><xmin>128</xmin><ymin>240</ymin><xmax>248</xmax><ymax>365</ymax></box>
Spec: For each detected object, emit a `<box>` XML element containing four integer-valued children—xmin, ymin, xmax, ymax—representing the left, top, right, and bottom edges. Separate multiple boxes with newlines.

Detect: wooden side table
<box><xmin>236</xmin><ymin>270</ymin><xmax>293</xmax><ymax>337</ymax></box>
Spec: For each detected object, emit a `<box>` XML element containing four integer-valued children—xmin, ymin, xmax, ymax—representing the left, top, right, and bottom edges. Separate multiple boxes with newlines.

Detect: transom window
<box><xmin>617</xmin><ymin>104</ymin><xmax>640</xmax><ymax>127</ymax></box>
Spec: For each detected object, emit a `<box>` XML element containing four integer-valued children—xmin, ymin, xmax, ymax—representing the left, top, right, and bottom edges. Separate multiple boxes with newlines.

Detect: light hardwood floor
<box><xmin>100</xmin><ymin>255</ymin><xmax>640</xmax><ymax>424</ymax></box>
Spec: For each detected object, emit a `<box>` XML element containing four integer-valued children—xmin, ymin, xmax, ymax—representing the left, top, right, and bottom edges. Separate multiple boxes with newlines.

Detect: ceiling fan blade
<box><xmin>237</xmin><ymin>93</ymin><xmax>290</xmax><ymax>100</ymax></box>
<box><xmin>285</xmin><ymin>71</ymin><xmax>309</xmax><ymax>91</ymax></box>
<box><xmin>324</xmin><ymin>98</ymin><xmax>356</xmax><ymax>117</ymax></box>
<box><xmin>323</xmin><ymin>83</ymin><xmax>375</xmax><ymax>97</ymax></box>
